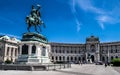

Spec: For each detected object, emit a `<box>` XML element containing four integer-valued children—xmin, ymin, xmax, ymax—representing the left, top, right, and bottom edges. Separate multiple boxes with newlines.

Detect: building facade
<box><xmin>50</xmin><ymin>36</ymin><xmax>120</xmax><ymax>63</ymax></box>
<box><xmin>0</xmin><ymin>35</ymin><xmax>20</xmax><ymax>63</ymax></box>
<box><xmin>0</xmin><ymin>35</ymin><xmax>120</xmax><ymax>64</ymax></box>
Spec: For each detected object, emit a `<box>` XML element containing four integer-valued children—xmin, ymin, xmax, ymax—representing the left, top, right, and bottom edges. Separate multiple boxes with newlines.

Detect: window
<box><xmin>59</xmin><ymin>56</ymin><xmax>61</xmax><ymax>61</ymax></box>
<box><xmin>56</xmin><ymin>56</ymin><xmax>58</xmax><ymax>60</ymax></box>
<box><xmin>75</xmin><ymin>50</ymin><xmax>76</xmax><ymax>53</ymax></box>
<box><xmin>115</xmin><ymin>49</ymin><xmax>117</xmax><ymax>53</ymax></box>
<box><xmin>91</xmin><ymin>45</ymin><xmax>95</xmax><ymax>52</ymax></box>
<box><xmin>111</xmin><ymin>56</ymin><xmax>113</xmax><ymax>60</ymax></box>
<box><xmin>116</xmin><ymin>56</ymin><xmax>118</xmax><ymax>58</ymax></box>
<box><xmin>71</xmin><ymin>50</ymin><xmax>73</xmax><ymax>53</ymax></box>
<box><xmin>32</xmin><ymin>45</ymin><xmax>36</xmax><ymax>54</ymax></box>
<box><xmin>59</xmin><ymin>50</ymin><xmax>61</xmax><ymax>53</ymax></box>
<box><xmin>79</xmin><ymin>57</ymin><xmax>81</xmax><ymax>61</ymax></box>
<box><xmin>42</xmin><ymin>46</ymin><xmax>46</xmax><ymax>56</ymax></box>
<box><xmin>79</xmin><ymin>50</ymin><xmax>81</xmax><ymax>53</ymax></box>
<box><xmin>52</xmin><ymin>56</ymin><xmax>54</xmax><ymax>60</ymax></box>
<box><xmin>75</xmin><ymin>57</ymin><xmax>77</xmax><ymax>61</ymax></box>
<box><xmin>67</xmin><ymin>57</ymin><xmax>69</xmax><ymax>61</ymax></box>
<box><xmin>71</xmin><ymin>57</ymin><xmax>73</xmax><ymax>61</ymax></box>
<box><xmin>111</xmin><ymin>49</ymin><xmax>113</xmax><ymax>53</ymax></box>
<box><xmin>22</xmin><ymin>44</ymin><xmax>28</xmax><ymax>54</ymax></box>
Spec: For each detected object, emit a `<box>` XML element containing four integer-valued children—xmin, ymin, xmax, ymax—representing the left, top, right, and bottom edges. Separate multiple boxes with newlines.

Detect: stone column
<box><xmin>13</xmin><ymin>48</ymin><xmax>15</xmax><ymax>57</ymax></box>
<box><xmin>28</xmin><ymin>44</ymin><xmax>32</xmax><ymax>56</ymax></box>
<box><xmin>108</xmin><ymin>46</ymin><xmax>110</xmax><ymax>62</ymax></box>
<box><xmin>4</xmin><ymin>44</ymin><xmax>7</xmax><ymax>61</ymax></box>
<box><xmin>97</xmin><ymin>44</ymin><xmax>100</xmax><ymax>62</ymax></box>
<box><xmin>8</xmin><ymin>47</ymin><xmax>11</xmax><ymax>60</ymax></box>
<box><xmin>19</xmin><ymin>45</ymin><xmax>22</xmax><ymax>55</ymax></box>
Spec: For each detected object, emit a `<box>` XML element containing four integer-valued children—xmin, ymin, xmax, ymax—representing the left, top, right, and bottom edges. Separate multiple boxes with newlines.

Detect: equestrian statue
<box><xmin>26</xmin><ymin>4</ymin><xmax>46</xmax><ymax>33</ymax></box>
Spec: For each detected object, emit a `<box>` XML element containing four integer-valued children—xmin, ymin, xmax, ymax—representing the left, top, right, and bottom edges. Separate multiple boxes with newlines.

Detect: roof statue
<box><xmin>26</xmin><ymin>4</ymin><xmax>46</xmax><ymax>33</ymax></box>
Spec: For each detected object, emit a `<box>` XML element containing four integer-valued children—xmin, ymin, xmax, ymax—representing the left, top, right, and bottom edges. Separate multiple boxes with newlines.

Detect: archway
<box><xmin>22</xmin><ymin>44</ymin><xmax>28</xmax><ymax>54</ymax></box>
<box><xmin>102</xmin><ymin>56</ymin><xmax>105</xmax><ymax>62</ymax></box>
<box><xmin>111</xmin><ymin>56</ymin><xmax>113</xmax><ymax>60</ymax></box>
<box><xmin>91</xmin><ymin>55</ymin><xmax>94</xmax><ymax>62</ymax></box>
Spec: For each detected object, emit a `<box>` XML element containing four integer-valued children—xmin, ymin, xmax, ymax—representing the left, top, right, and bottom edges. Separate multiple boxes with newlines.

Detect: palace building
<box><xmin>49</xmin><ymin>35</ymin><xmax>120</xmax><ymax>63</ymax></box>
<box><xmin>0</xmin><ymin>35</ymin><xmax>120</xmax><ymax>64</ymax></box>
<box><xmin>0</xmin><ymin>35</ymin><xmax>20</xmax><ymax>63</ymax></box>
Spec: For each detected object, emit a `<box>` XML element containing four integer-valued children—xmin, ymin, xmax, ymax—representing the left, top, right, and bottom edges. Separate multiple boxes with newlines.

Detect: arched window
<box><xmin>56</xmin><ymin>56</ymin><xmax>58</xmax><ymax>60</ymax></box>
<box><xmin>91</xmin><ymin>45</ymin><xmax>95</xmax><ymax>52</ymax></box>
<box><xmin>71</xmin><ymin>50</ymin><xmax>73</xmax><ymax>53</ymax></box>
<box><xmin>116</xmin><ymin>56</ymin><xmax>118</xmax><ymax>58</ymax></box>
<box><xmin>67</xmin><ymin>57</ymin><xmax>69</xmax><ymax>61</ymax></box>
<box><xmin>79</xmin><ymin>57</ymin><xmax>81</xmax><ymax>61</ymax></box>
<box><xmin>102</xmin><ymin>56</ymin><xmax>105</xmax><ymax>62</ymax></box>
<box><xmin>111</xmin><ymin>49</ymin><xmax>113</xmax><ymax>53</ymax></box>
<box><xmin>63</xmin><ymin>50</ymin><xmax>65</xmax><ymax>53</ymax></box>
<box><xmin>59</xmin><ymin>50</ymin><xmax>61</xmax><ymax>53</ymax></box>
<box><xmin>42</xmin><ymin>46</ymin><xmax>46</xmax><ymax>56</ymax></box>
<box><xmin>75</xmin><ymin>57</ymin><xmax>77</xmax><ymax>61</ymax></box>
<box><xmin>22</xmin><ymin>44</ymin><xmax>28</xmax><ymax>54</ymax></box>
<box><xmin>59</xmin><ymin>56</ymin><xmax>61</xmax><ymax>61</ymax></box>
<box><xmin>32</xmin><ymin>45</ymin><xmax>36</xmax><ymax>54</ymax></box>
<box><xmin>79</xmin><ymin>50</ymin><xmax>81</xmax><ymax>53</ymax></box>
<box><xmin>116</xmin><ymin>49</ymin><xmax>117</xmax><ymax>53</ymax></box>
<box><xmin>71</xmin><ymin>57</ymin><xmax>73</xmax><ymax>61</ymax></box>
<box><xmin>52</xmin><ymin>56</ymin><xmax>54</xmax><ymax>60</ymax></box>
<box><xmin>111</xmin><ymin>56</ymin><xmax>113</xmax><ymax>60</ymax></box>
<box><xmin>67</xmin><ymin>50</ymin><xmax>69</xmax><ymax>53</ymax></box>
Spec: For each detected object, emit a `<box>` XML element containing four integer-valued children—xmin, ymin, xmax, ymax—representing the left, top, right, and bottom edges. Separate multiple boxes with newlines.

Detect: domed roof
<box><xmin>86</xmin><ymin>35</ymin><xmax>99</xmax><ymax>41</ymax></box>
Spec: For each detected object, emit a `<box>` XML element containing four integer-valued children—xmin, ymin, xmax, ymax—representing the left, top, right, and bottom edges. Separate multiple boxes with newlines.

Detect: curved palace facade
<box><xmin>49</xmin><ymin>35</ymin><xmax>120</xmax><ymax>63</ymax></box>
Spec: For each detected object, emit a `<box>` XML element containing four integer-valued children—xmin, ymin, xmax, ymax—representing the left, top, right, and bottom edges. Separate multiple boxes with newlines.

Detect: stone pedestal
<box><xmin>17</xmin><ymin>32</ymin><xmax>51</xmax><ymax>64</ymax></box>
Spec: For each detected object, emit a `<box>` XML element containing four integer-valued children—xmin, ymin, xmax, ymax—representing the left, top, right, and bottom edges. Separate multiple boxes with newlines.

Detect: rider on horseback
<box><xmin>26</xmin><ymin>4</ymin><xmax>45</xmax><ymax>33</ymax></box>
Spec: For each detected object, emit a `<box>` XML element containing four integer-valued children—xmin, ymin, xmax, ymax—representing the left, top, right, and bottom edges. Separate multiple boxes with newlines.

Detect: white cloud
<box><xmin>76</xmin><ymin>19</ymin><xmax>81</xmax><ymax>32</ymax></box>
<box><xmin>74</xmin><ymin>0</ymin><xmax>105</xmax><ymax>14</ymax></box>
<box><xmin>73</xmin><ymin>0</ymin><xmax>120</xmax><ymax>29</ymax></box>
<box><xmin>70</xmin><ymin>0</ymin><xmax>82</xmax><ymax>32</ymax></box>
<box><xmin>97</xmin><ymin>15</ymin><xmax>120</xmax><ymax>29</ymax></box>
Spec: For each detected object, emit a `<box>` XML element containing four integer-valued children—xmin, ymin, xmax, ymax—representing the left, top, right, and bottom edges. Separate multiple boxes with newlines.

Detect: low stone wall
<box><xmin>0</xmin><ymin>64</ymin><xmax>71</xmax><ymax>71</ymax></box>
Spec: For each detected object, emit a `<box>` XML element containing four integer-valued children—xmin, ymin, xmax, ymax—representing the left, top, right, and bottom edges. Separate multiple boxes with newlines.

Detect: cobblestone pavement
<box><xmin>0</xmin><ymin>64</ymin><xmax>120</xmax><ymax>75</ymax></box>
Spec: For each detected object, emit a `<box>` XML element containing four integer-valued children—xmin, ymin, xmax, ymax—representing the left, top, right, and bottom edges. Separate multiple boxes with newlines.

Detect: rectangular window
<box><xmin>42</xmin><ymin>46</ymin><xmax>46</xmax><ymax>56</ymax></box>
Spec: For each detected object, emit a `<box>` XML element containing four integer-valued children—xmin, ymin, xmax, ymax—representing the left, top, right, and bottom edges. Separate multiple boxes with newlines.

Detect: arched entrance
<box><xmin>91</xmin><ymin>55</ymin><xmax>94</xmax><ymax>62</ymax></box>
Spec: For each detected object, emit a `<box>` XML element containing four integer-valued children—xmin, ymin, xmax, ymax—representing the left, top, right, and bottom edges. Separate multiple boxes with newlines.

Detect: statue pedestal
<box><xmin>17</xmin><ymin>32</ymin><xmax>51</xmax><ymax>64</ymax></box>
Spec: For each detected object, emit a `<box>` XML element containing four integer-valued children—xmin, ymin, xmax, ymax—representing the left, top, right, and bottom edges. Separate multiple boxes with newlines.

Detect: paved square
<box><xmin>0</xmin><ymin>64</ymin><xmax>120</xmax><ymax>75</ymax></box>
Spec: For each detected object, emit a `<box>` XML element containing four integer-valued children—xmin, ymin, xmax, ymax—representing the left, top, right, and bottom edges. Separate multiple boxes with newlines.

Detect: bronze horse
<box><xmin>26</xmin><ymin>5</ymin><xmax>45</xmax><ymax>33</ymax></box>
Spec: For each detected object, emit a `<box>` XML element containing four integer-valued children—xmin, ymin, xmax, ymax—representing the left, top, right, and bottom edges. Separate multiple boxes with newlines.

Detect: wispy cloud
<box><xmin>75</xmin><ymin>0</ymin><xmax>105</xmax><ymax>14</ymax></box>
<box><xmin>97</xmin><ymin>15</ymin><xmax>120</xmax><ymax>29</ymax></box>
<box><xmin>70</xmin><ymin>0</ymin><xmax>82</xmax><ymax>32</ymax></box>
<box><xmin>70</xmin><ymin>0</ymin><xmax>120</xmax><ymax>29</ymax></box>
<box><xmin>0</xmin><ymin>32</ymin><xmax>21</xmax><ymax>39</ymax></box>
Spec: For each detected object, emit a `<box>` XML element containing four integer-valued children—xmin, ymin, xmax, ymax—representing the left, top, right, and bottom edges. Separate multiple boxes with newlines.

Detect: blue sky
<box><xmin>0</xmin><ymin>0</ymin><xmax>120</xmax><ymax>43</ymax></box>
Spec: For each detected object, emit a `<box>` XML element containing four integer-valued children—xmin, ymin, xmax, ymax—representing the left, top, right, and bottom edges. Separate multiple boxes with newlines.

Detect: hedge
<box><xmin>111</xmin><ymin>58</ymin><xmax>120</xmax><ymax>66</ymax></box>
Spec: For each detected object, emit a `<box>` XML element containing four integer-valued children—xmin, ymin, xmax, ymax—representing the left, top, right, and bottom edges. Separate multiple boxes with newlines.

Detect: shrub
<box><xmin>5</xmin><ymin>59</ymin><xmax>12</xmax><ymax>64</ymax></box>
<box><xmin>111</xmin><ymin>58</ymin><xmax>120</xmax><ymax>66</ymax></box>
